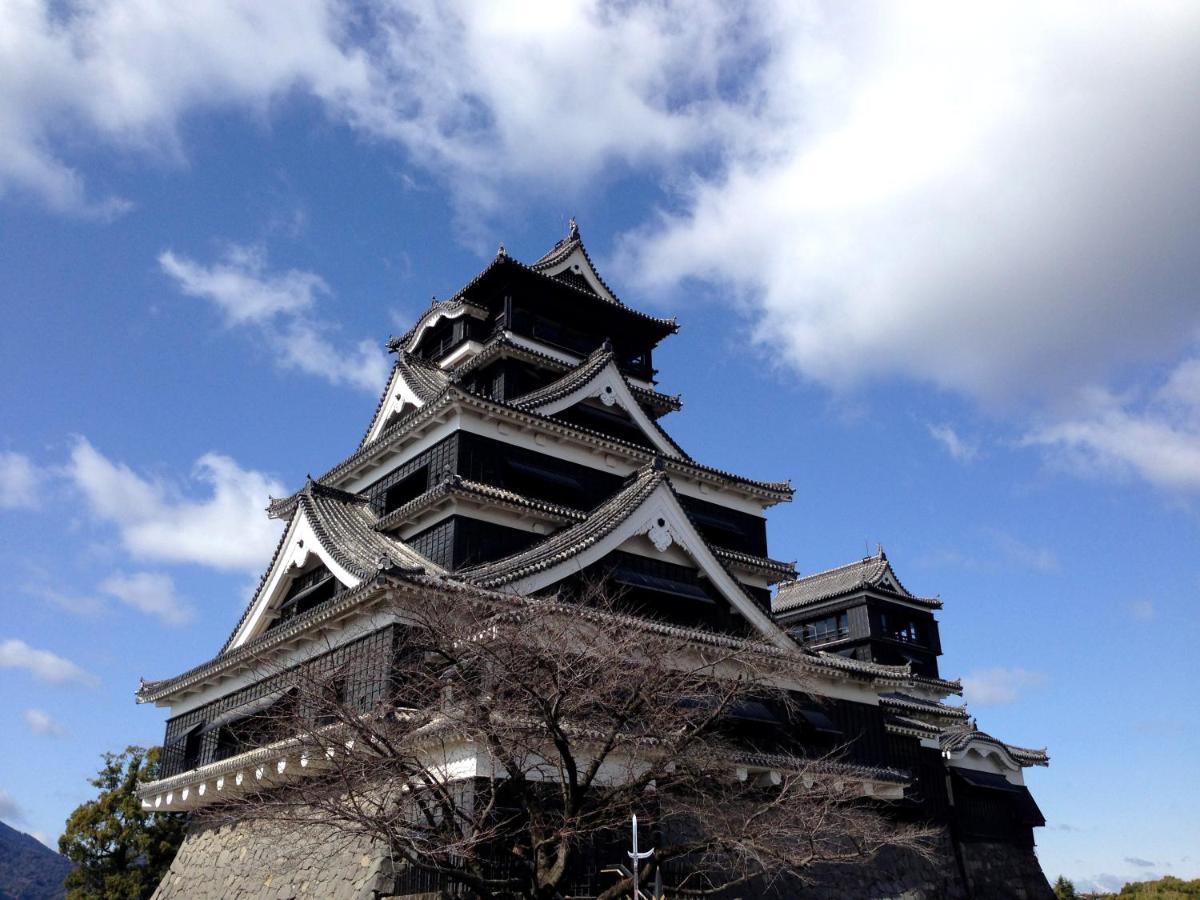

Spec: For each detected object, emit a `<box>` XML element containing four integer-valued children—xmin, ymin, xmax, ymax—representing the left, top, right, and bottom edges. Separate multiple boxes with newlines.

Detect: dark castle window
<box><xmin>383</xmin><ymin>465</ymin><xmax>429</xmax><ymax>514</ymax></box>
<box><xmin>801</xmin><ymin>612</ymin><xmax>849</xmax><ymax>642</ymax></box>
<box><xmin>269</xmin><ymin>563</ymin><xmax>343</xmax><ymax>630</ymax></box>
<box><xmin>879</xmin><ymin>612</ymin><xmax>923</xmax><ymax>645</ymax></box>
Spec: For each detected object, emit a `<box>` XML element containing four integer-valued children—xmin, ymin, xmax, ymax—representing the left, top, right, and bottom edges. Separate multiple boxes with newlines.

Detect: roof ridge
<box><xmin>458</xmin><ymin>463</ymin><xmax>667</xmax><ymax>587</ymax></box>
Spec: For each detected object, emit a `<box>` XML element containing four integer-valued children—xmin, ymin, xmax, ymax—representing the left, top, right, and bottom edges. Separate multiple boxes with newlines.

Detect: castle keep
<box><xmin>138</xmin><ymin>222</ymin><xmax>1052</xmax><ymax>898</ymax></box>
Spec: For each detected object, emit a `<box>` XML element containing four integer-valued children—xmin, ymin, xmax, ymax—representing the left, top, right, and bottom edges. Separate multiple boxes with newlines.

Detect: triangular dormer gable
<box><xmin>360</xmin><ymin>353</ymin><xmax>450</xmax><ymax>448</ymax></box>
<box><xmin>459</xmin><ymin>466</ymin><xmax>793</xmax><ymax>651</ymax></box>
<box><xmin>510</xmin><ymin>346</ymin><xmax>687</xmax><ymax>460</ymax></box>
<box><xmin>529</xmin><ymin>219</ymin><xmax>622</xmax><ymax>307</ymax></box>
<box><xmin>226</xmin><ymin>481</ymin><xmax>441</xmax><ymax>651</ymax></box>
<box><xmin>226</xmin><ymin>505</ymin><xmax>364</xmax><ymax>650</ymax></box>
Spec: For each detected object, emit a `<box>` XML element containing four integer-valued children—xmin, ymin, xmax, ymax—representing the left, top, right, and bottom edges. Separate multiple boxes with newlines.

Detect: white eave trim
<box><xmin>404</xmin><ymin>302</ymin><xmax>488</xmax><ymax>354</ymax></box>
<box><xmin>363</xmin><ymin>366</ymin><xmax>434</xmax><ymax>446</ymax></box>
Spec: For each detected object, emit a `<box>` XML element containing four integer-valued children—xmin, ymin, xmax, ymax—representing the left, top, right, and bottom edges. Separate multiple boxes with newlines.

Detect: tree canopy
<box><xmin>59</xmin><ymin>746</ymin><xmax>185</xmax><ymax>900</ymax></box>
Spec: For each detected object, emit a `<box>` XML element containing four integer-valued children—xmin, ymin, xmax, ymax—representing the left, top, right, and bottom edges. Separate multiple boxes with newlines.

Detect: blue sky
<box><xmin>0</xmin><ymin>1</ymin><xmax>1197</xmax><ymax>891</ymax></box>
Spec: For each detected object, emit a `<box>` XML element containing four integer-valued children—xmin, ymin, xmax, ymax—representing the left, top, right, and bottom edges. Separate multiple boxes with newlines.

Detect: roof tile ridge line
<box><xmin>711</xmin><ymin>546</ymin><xmax>797</xmax><ymax>575</ymax></box>
<box><xmin>147</xmin><ymin>573</ymin><xmax>396</xmax><ymax>700</ymax></box>
<box><xmin>780</xmin><ymin>550</ymin><xmax>888</xmax><ymax>589</ymax></box>
<box><xmin>450</xmin><ymin>333</ymin><xmax>572</xmax><ymax>380</ymax></box>
<box><xmin>319</xmin><ymin>387</ymin><xmax>789</xmax><ymax>498</ymax></box>
<box><xmin>456</xmin><ymin>335</ymin><xmax>679</xmax><ymax>412</ymax></box>
<box><xmin>655</xmin><ymin>474</ymin><xmax>777</xmax><ymax>610</ymax></box>
<box><xmin>529</xmin><ymin>221</ymin><xmax>629</xmax><ymax>311</ymax></box>
<box><xmin>508</xmin><ymin>342</ymin><xmax>616</xmax><ymax>409</ymax></box>
<box><xmin>373</xmin><ymin>472</ymin><xmax>588</xmax><ymax>534</ymax></box>
<box><xmin>387</xmin><ymin>287</ymin><xmax>495</xmax><ymax>351</ymax></box>
<box><xmin>358</xmin><ymin>358</ymin><xmax>403</xmax><ymax>449</ymax></box>
<box><xmin>217</xmin><ymin>510</ymin><xmax>296</xmax><ymax>654</ymax></box>
<box><xmin>295</xmin><ymin>488</ymin><xmax>370</xmax><ymax>582</ymax></box>
<box><xmin>502</xmin><ymin>253</ymin><xmax>677</xmax><ymax>328</ymax></box>
<box><xmin>456</xmin><ymin>464</ymin><xmax>667</xmax><ymax>583</ymax></box>
<box><xmin>502</xmin><ymin>343</ymin><xmax>690</xmax><ymax>459</ymax></box>
<box><xmin>443</xmin><ymin>389</ymin><xmax>784</xmax><ymax>495</ymax></box>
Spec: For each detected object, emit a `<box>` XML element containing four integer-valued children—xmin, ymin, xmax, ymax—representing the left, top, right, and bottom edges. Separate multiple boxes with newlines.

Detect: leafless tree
<box><xmin>199</xmin><ymin>582</ymin><xmax>934</xmax><ymax>898</ymax></box>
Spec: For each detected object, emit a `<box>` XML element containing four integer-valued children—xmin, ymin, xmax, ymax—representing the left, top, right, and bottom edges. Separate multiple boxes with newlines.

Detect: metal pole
<box><xmin>627</xmin><ymin>814</ymin><xmax>654</xmax><ymax>899</ymax></box>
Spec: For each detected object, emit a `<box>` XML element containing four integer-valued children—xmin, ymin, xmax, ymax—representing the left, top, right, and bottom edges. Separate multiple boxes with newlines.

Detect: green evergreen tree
<box><xmin>58</xmin><ymin>746</ymin><xmax>185</xmax><ymax>900</ymax></box>
<box><xmin>1055</xmin><ymin>875</ymin><xmax>1080</xmax><ymax>899</ymax></box>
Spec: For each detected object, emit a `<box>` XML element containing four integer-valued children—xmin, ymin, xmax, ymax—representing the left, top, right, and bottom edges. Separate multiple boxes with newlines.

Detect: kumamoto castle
<box><xmin>135</xmin><ymin>222</ymin><xmax>1053</xmax><ymax>899</ymax></box>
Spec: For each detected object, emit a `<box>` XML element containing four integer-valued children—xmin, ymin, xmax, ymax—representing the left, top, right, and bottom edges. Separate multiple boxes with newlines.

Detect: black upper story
<box><xmin>774</xmin><ymin>591</ymin><xmax>943</xmax><ymax>679</ymax></box>
<box><xmin>407</xmin><ymin>262</ymin><xmax>672</xmax><ymax>384</ymax></box>
<box><xmin>366</xmin><ymin>431</ymin><xmax>770</xmax><ymax>561</ymax></box>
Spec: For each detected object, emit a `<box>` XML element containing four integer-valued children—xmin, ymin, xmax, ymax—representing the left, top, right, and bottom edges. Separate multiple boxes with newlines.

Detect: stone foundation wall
<box><xmin>151</xmin><ymin>818</ymin><xmax>393</xmax><ymax>900</ymax></box>
<box><xmin>154</xmin><ymin>820</ymin><xmax>1052</xmax><ymax>899</ymax></box>
<box><xmin>780</xmin><ymin>832</ymin><xmax>1053</xmax><ymax>900</ymax></box>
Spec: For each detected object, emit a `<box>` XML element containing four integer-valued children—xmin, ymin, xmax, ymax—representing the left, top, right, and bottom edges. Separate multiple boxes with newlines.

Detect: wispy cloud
<box><xmin>159</xmin><ymin>245</ymin><xmax>388</xmax><ymax>392</ymax></box>
<box><xmin>1130</xmin><ymin>599</ymin><xmax>1155</xmax><ymax>622</ymax></box>
<box><xmin>920</xmin><ymin>528</ymin><xmax>1059</xmax><ymax>575</ymax></box>
<box><xmin>927</xmin><ymin>424</ymin><xmax>979</xmax><ymax>463</ymax></box>
<box><xmin>100</xmin><ymin>571</ymin><xmax>194</xmax><ymax>627</ymax></box>
<box><xmin>0</xmin><ymin>452</ymin><xmax>42</xmax><ymax>510</ymax></box>
<box><xmin>986</xmin><ymin>529</ymin><xmax>1060</xmax><ymax>574</ymax></box>
<box><xmin>23</xmin><ymin>583</ymin><xmax>106</xmax><ymax>618</ymax></box>
<box><xmin>0</xmin><ymin>639</ymin><xmax>96</xmax><ymax>686</ymax></box>
<box><xmin>962</xmin><ymin>667</ymin><xmax>1046</xmax><ymax>706</ymax></box>
<box><xmin>1125</xmin><ymin>857</ymin><xmax>1156</xmax><ymax>868</ymax></box>
<box><xmin>1024</xmin><ymin>359</ymin><xmax>1200</xmax><ymax>493</ymax></box>
<box><xmin>22</xmin><ymin>708</ymin><xmax>68</xmax><ymax>738</ymax></box>
<box><xmin>67</xmin><ymin>437</ymin><xmax>284</xmax><ymax>572</ymax></box>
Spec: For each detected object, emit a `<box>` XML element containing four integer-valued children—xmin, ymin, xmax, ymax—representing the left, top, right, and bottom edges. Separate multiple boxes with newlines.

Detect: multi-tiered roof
<box><xmin>135</xmin><ymin>223</ymin><xmax>1047</xmax><ymax>832</ymax></box>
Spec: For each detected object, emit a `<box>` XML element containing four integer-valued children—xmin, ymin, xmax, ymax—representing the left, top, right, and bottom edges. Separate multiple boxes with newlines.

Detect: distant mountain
<box><xmin>0</xmin><ymin>820</ymin><xmax>70</xmax><ymax>900</ymax></box>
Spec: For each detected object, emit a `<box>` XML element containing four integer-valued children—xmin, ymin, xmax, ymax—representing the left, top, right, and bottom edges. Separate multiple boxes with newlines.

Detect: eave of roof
<box><xmin>939</xmin><ymin>723</ymin><xmax>1050</xmax><ymax>767</ymax></box>
<box><xmin>141</xmin><ymin>563</ymin><xmax>961</xmax><ymax>707</ymax></box>
<box><xmin>458</xmin><ymin>463</ymin><xmax>668</xmax><ymax>588</ymax></box>
<box><xmin>386</xmin><ymin>250</ymin><xmax>677</xmax><ymax>354</ymax></box>
<box><xmin>773</xmin><ymin>551</ymin><xmax>941</xmax><ymax>614</ymax></box>
<box><xmin>455</xmin><ymin>332</ymin><xmax>682</xmax><ymax>416</ymax></box>
<box><xmin>375</xmin><ymin>473</ymin><xmax>587</xmax><ymax>533</ymax></box>
<box><xmin>319</xmin><ymin>386</ymin><xmax>792</xmax><ymax>504</ymax></box>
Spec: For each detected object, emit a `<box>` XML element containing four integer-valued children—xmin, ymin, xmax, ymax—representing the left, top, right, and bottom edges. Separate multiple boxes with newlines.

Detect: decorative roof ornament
<box><xmin>497</xmin><ymin>241</ymin><xmax>506</xmax><ymax>257</ymax></box>
<box><xmin>567</xmin><ymin>216</ymin><xmax>579</xmax><ymax>239</ymax></box>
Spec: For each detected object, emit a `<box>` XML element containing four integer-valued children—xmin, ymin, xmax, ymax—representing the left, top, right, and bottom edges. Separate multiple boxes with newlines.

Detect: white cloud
<box><xmin>962</xmin><ymin>667</ymin><xmax>1046</xmax><ymax>706</ymax></box>
<box><xmin>160</xmin><ymin>245</ymin><xmax>324</xmax><ymax>324</ymax></box>
<box><xmin>22</xmin><ymin>708</ymin><xmax>68</xmax><ymax>737</ymax></box>
<box><xmin>0</xmin><ymin>789</ymin><xmax>25</xmax><ymax>824</ymax></box>
<box><xmin>159</xmin><ymin>245</ymin><xmax>389</xmax><ymax>392</ymax></box>
<box><xmin>927</xmin><ymin>424</ymin><xmax>978</xmax><ymax>463</ymax></box>
<box><xmin>100</xmin><ymin>571</ymin><xmax>194</xmax><ymax>626</ymax></box>
<box><xmin>620</xmin><ymin>3</ymin><xmax>1200</xmax><ymax>407</ymax></box>
<box><xmin>1024</xmin><ymin>359</ymin><xmax>1200</xmax><ymax>492</ymax></box>
<box><xmin>0</xmin><ymin>452</ymin><xmax>41</xmax><ymax>509</ymax></box>
<box><xmin>0</xmin><ymin>639</ymin><xmax>97</xmax><ymax>686</ymax></box>
<box><xmin>0</xmin><ymin>0</ymin><xmax>737</xmax><ymax>220</ymax></box>
<box><xmin>5</xmin><ymin>2</ymin><xmax>1200</xmax><ymax>497</ymax></box>
<box><xmin>68</xmin><ymin>437</ymin><xmax>285</xmax><ymax>572</ymax></box>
